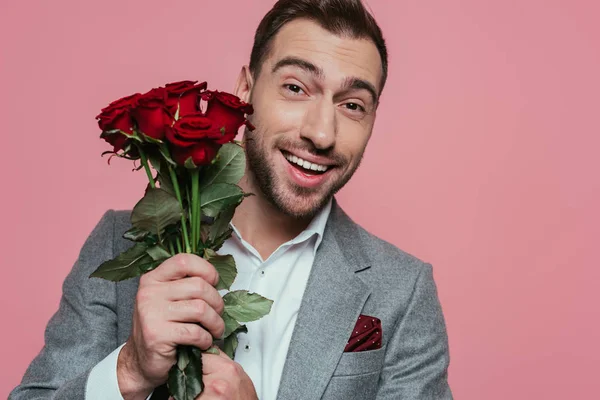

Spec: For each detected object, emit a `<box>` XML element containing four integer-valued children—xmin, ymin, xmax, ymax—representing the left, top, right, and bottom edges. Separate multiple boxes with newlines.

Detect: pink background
<box><xmin>1</xmin><ymin>0</ymin><xmax>598</xmax><ymax>398</ymax></box>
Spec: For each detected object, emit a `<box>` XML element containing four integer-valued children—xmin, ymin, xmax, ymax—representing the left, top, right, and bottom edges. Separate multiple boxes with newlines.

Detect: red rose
<box><xmin>164</xmin><ymin>80</ymin><xmax>207</xmax><ymax>117</ymax></box>
<box><xmin>171</xmin><ymin>142</ymin><xmax>220</xmax><ymax>167</ymax></box>
<box><xmin>166</xmin><ymin>113</ymin><xmax>225</xmax><ymax>165</ymax></box>
<box><xmin>97</xmin><ymin>93</ymin><xmax>140</xmax><ymax>151</ymax></box>
<box><xmin>132</xmin><ymin>88</ymin><xmax>171</xmax><ymax>140</ymax></box>
<box><xmin>202</xmin><ymin>90</ymin><xmax>254</xmax><ymax>143</ymax></box>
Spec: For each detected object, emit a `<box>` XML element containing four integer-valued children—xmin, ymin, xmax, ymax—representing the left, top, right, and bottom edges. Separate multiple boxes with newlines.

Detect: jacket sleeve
<box><xmin>9</xmin><ymin>210</ymin><xmax>120</xmax><ymax>399</ymax></box>
<box><xmin>375</xmin><ymin>263</ymin><xmax>454</xmax><ymax>399</ymax></box>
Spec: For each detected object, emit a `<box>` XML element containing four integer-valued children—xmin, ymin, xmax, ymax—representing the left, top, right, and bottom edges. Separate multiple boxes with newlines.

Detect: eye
<box><xmin>284</xmin><ymin>84</ymin><xmax>305</xmax><ymax>95</ymax></box>
<box><xmin>343</xmin><ymin>102</ymin><xmax>365</xmax><ymax>112</ymax></box>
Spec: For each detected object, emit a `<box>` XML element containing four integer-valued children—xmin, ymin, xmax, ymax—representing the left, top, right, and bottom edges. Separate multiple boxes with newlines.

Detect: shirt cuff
<box><xmin>86</xmin><ymin>343</ymin><xmax>154</xmax><ymax>400</ymax></box>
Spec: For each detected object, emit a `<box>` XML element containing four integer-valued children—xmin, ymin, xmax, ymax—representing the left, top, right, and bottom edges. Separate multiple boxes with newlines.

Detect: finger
<box><xmin>201</xmin><ymin>353</ymin><xmax>234</xmax><ymax>375</ymax></box>
<box><xmin>150</xmin><ymin>253</ymin><xmax>219</xmax><ymax>285</ymax></box>
<box><xmin>167</xmin><ymin>299</ymin><xmax>225</xmax><ymax>339</ymax></box>
<box><xmin>203</xmin><ymin>346</ymin><xmax>231</xmax><ymax>360</ymax></box>
<box><xmin>202</xmin><ymin>378</ymin><xmax>233</xmax><ymax>399</ymax></box>
<box><xmin>166</xmin><ymin>322</ymin><xmax>214</xmax><ymax>350</ymax></box>
<box><xmin>163</xmin><ymin>277</ymin><xmax>224</xmax><ymax>314</ymax></box>
<box><xmin>210</xmin><ymin>346</ymin><xmax>231</xmax><ymax>360</ymax></box>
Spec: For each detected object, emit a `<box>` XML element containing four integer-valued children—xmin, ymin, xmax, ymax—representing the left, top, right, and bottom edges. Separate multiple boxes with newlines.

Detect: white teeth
<box><xmin>284</xmin><ymin>153</ymin><xmax>329</xmax><ymax>172</ymax></box>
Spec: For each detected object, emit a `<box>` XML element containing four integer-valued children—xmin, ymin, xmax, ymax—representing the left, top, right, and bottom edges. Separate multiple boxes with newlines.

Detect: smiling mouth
<box><xmin>282</xmin><ymin>151</ymin><xmax>330</xmax><ymax>175</ymax></box>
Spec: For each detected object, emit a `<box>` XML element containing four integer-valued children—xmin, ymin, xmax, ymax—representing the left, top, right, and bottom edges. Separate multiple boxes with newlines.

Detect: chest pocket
<box><xmin>332</xmin><ymin>345</ymin><xmax>386</xmax><ymax>376</ymax></box>
<box><xmin>321</xmin><ymin>346</ymin><xmax>386</xmax><ymax>399</ymax></box>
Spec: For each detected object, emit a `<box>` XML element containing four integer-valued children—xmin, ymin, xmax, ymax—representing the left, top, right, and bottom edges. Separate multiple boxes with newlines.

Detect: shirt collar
<box><xmin>298</xmin><ymin>199</ymin><xmax>332</xmax><ymax>241</ymax></box>
<box><xmin>294</xmin><ymin>197</ymin><xmax>332</xmax><ymax>252</ymax></box>
<box><xmin>230</xmin><ymin>197</ymin><xmax>332</xmax><ymax>253</ymax></box>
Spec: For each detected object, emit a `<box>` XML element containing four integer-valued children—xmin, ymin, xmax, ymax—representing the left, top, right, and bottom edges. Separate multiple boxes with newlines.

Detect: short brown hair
<box><xmin>249</xmin><ymin>0</ymin><xmax>388</xmax><ymax>94</ymax></box>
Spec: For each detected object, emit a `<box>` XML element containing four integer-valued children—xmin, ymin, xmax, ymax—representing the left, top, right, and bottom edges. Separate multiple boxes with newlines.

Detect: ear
<box><xmin>234</xmin><ymin>65</ymin><xmax>253</xmax><ymax>103</ymax></box>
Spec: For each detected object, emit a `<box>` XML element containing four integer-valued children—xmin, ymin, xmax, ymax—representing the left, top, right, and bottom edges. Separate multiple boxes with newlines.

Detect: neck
<box><xmin>232</xmin><ymin>173</ymin><xmax>312</xmax><ymax>260</ymax></box>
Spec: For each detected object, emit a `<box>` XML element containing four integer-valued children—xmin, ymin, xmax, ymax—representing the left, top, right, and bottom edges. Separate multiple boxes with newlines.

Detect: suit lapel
<box><xmin>276</xmin><ymin>200</ymin><xmax>372</xmax><ymax>400</ymax></box>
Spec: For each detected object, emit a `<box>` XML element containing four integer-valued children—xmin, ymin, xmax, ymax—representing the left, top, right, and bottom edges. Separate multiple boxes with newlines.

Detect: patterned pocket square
<box><xmin>344</xmin><ymin>314</ymin><xmax>382</xmax><ymax>352</ymax></box>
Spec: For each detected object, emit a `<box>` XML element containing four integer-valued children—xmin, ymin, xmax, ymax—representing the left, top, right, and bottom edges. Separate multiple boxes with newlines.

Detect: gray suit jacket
<box><xmin>10</xmin><ymin>200</ymin><xmax>453</xmax><ymax>399</ymax></box>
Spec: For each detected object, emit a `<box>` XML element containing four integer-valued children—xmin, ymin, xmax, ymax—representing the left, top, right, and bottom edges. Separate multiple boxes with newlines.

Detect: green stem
<box><xmin>176</xmin><ymin>238</ymin><xmax>183</xmax><ymax>253</ymax></box>
<box><xmin>185</xmin><ymin>184</ymin><xmax>195</xmax><ymax>251</ymax></box>
<box><xmin>138</xmin><ymin>149</ymin><xmax>156</xmax><ymax>189</ymax></box>
<box><xmin>168</xmin><ymin>240</ymin><xmax>175</xmax><ymax>256</ymax></box>
<box><xmin>191</xmin><ymin>169</ymin><xmax>200</xmax><ymax>253</ymax></box>
<box><xmin>168</xmin><ymin>164</ymin><xmax>191</xmax><ymax>253</ymax></box>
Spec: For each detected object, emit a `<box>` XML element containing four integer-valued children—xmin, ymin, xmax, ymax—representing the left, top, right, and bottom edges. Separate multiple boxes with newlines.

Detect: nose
<box><xmin>299</xmin><ymin>98</ymin><xmax>337</xmax><ymax>150</ymax></box>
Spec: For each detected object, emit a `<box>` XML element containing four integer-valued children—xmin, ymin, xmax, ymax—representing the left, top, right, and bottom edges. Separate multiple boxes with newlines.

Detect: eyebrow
<box><xmin>271</xmin><ymin>56</ymin><xmax>379</xmax><ymax>105</ymax></box>
<box><xmin>341</xmin><ymin>76</ymin><xmax>379</xmax><ymax>106</ymax></box>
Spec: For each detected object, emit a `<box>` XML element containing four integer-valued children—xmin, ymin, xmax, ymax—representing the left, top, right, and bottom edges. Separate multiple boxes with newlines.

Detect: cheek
<box><xmin>336</xmin><ymin>122</ymin><xmax>372</xmax><ymax>160</ymax></box>
<box><xmin>250</xmin><ymin>84</ymin><xmax>305</xmax><ymax>133</ymax></box>
<box><xmin>253</xmin><ymin>100</ymin><xmax>305</xmax><ymax>138</ymax></box>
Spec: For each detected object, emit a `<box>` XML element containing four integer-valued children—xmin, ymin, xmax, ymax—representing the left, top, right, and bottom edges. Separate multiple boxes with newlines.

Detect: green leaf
<box><xmin>148</xmin><ymin>153</ymin><xmax>162</xmax><ymax>172</ymax></box>
<box><xmin>149</xmin><ymin>156</ymin><xmax>176</xmax><ymax>197</ymax></box>
<box><xmin>222</xmin><ymin>311</ymin><xmax>242</xmax><ymax>338</ymax></box>
<box><xmin>123</xmin><ymin>227</ymin><xmax>150</xmax><ymax>242</ymax></box>
<box><xmin>222</xmin><ymin>325</ymin><xmax>248</xmax><ymax>359</ymax></box>
<box><xmin>200</xmin><ymin>223</ymin><xmax>211</xmax><ymax>244</ymax></box>
<box><xmin>159</xmin><ymin>145</ymin><xmax>178</xmax><ymax>166</ymax></box>
<box><xmin>200</xmin><ymin>143</ymin><xmax>246</xmax><ymax>188</ymax></box>
<box><xmin>146</xmin><ymin>245</ymin><xmax>171</xmax><ymax>261</ymax></box>
<box><xmin>168</xmin><ymin>346</ymin><xmax>204</xmax><ymax>400</ymax></box>
<box><xmin>223</xmin><ymin>290</ymin><xmax>274</xmax><ymax>323</ymax></box>
<box><xmin>121</xmin><ymin>129</ymin><xmax>143</xmax><ymax>141</ymax></box>
<box><xmin>158</xmin><ymin>174</ymin><xmax>176</xmax><ymax>196</ymax></box>
<box><xmin>204</xmin><ymin>249</ymin><xmax>237</xmax><ymax>291</ymax></box>
<box><xmin>101</xmin><ymin>129</ymin><xmax>143</xmax><ymax>143</ymax></box>
<box><xmin>208</xmin><ymin>206</ymin><xmax>235</xmax><ymax>244</ymax></box>
<box><xmin>210</xmin><ymin>228</ymin><xmax>233</xmax><ymax>252</ymax></box>
<box><xmin>184</xmin><ymin>156</ymin><xmax>197</xmax><ymax>170</ymax></box>
<box><xmin>139</xmin><ymin>132</ymin><xmax>163</xmax><ymax>144</ymax></box>
<box><xmin>131</xmin><ymin>188</ymin><xmax>182</xmax><ymax>236</ymax></box>
<box><xmin>90</xmin><ymin>243</ymin><xmax>159</xmax><ymax>281</ymax></box>
<box><xmin>200</xmin><ymin>183</ymin><xmax>244</xmax><ymax>218</ymax></box>
<box><xmin>222</xmin><ymin>334</ymin><xmax>238</xmax><ymax>360</ymax></box>
<box><xmin>100</xmin><ymin>128</ymin><xmax>121</xmax><ymax>136</ymax></box>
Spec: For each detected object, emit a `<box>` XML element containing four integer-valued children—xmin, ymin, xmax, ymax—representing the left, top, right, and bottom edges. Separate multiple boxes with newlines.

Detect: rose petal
<box><xmin>98</xmin><ymin>109</ymin><xmax>134</xmax><ymax>133</ymax></box>
<box><xmin>133</xmin><ymin>107</ymin><xmax>170</xmax><ymax>140</ymax></box>
<box><xmin>171</xmin><ymin>141</ymin><xmax>219</xmax><ymax>166</ymax></box>
<box><xmin>98</xmin><ymin>93</ymin><xmax>140</xmax><ymax>116</ymax></box>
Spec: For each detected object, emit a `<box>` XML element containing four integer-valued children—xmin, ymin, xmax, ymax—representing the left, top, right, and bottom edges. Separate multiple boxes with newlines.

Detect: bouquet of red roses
<box><xmin>90</xmin><ymin>80</ymin><xmax>272</xmax><ymax>400</ymax></box>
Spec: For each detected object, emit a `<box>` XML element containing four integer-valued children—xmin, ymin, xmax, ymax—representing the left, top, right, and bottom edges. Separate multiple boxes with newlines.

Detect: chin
<box><xmin>270</xmin><ymin>184</ymin><xmax>333</xmax><ymax>219</ymax></box>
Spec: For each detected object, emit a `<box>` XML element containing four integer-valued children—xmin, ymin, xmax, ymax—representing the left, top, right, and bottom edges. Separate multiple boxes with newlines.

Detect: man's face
<box><xmin>240</xmin><ymin>18</ymin><xmax>383</xmax><ymax>218</ymax></box>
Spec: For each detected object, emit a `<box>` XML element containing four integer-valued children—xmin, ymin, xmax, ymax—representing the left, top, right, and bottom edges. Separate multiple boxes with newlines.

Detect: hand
<box><xmin>198</xmin><ymin>348</ymin><xmax>258</xmax><ymax>400</ymax></box>
<box><xmin>117</xmin><ymin>253</ymin><xmax>226</xmax><ymax>400</ymax></box>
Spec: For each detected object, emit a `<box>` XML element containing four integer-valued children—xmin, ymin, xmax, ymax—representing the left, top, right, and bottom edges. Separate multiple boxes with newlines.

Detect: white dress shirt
<box><xmin>86</xmin><ymin>199</ymin><xmax>332</xmax><ymax>400</ymax></box>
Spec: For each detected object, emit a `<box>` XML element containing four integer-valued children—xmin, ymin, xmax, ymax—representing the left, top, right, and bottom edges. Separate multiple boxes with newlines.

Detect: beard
<box><xmin>244</xmin><ymin>127</ymin><xmax>363</xmax><ymax>219</ymax></box>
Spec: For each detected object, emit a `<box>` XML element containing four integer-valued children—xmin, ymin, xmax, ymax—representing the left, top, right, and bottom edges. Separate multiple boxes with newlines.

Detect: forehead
<box><xmin>265</xmin><ymin>18</ymin><xmax>382</xmax><ymax>89</ymax></box>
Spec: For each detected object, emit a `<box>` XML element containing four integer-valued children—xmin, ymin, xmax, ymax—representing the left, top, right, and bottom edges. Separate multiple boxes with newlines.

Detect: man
<box><xmin>11</xmin><ymin>0</ymin><xmax>453</xmax><ymax>399</ymax></box>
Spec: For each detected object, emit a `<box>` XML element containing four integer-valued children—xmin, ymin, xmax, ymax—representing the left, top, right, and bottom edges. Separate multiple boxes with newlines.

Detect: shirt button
<box><xmin>259</xmin><ymin>269</ymin><xmax>265</xmax><ymax>277</ymax></box>
<box><xmin>244</xmin><ymin>343</ymin><xmax>251</xmax><ymax>352</ymax></box>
